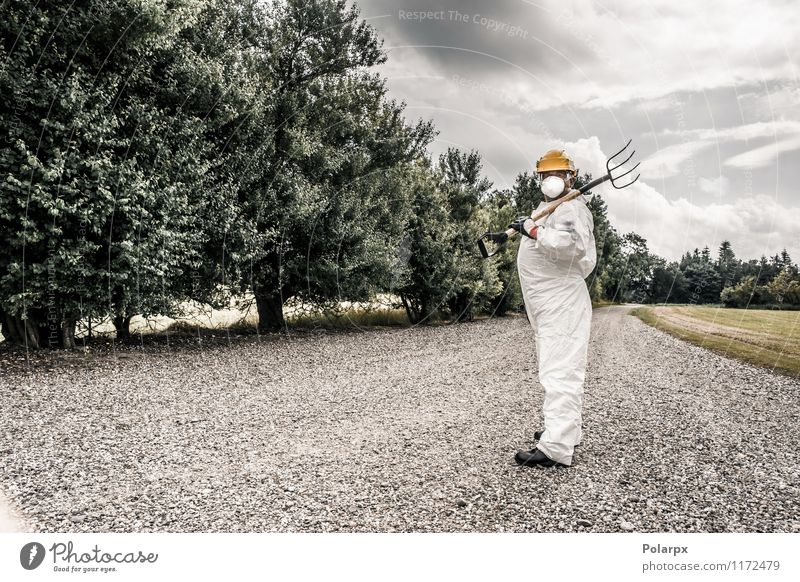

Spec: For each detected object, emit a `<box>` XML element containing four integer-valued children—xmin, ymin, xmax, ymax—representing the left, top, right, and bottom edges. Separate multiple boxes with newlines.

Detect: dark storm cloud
<box><xmin>358</xmin><ymin>0</ymin><xmax>598</xmax><ymax>79</ymax></box>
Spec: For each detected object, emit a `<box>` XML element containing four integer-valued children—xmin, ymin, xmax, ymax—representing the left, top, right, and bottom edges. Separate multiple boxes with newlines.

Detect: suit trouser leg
<box><xmin>533</xmin><ymin>288</ymin><xmax>591</xmax><ymax>466</ymax></box>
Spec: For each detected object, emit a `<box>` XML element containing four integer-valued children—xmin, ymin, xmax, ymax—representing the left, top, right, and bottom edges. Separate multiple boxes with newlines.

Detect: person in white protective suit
<box><xmin>508</xmin><ymin>149</ymin><xmax>597</xmax><ymax>468</ymax></box>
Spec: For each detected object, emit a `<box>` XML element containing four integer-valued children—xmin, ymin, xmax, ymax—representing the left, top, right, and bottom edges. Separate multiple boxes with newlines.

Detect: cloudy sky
<box><xmin>357</xmin><ymin>0</ymin><xmax>800</xmax><ymax>261</ymax></box>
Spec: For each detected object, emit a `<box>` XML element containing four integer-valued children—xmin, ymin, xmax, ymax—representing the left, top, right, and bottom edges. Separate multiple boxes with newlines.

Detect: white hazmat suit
<box><xmin>516</xmin><ymin>193</ymin><xmax>597</xmax><ymax>466</ymax></box>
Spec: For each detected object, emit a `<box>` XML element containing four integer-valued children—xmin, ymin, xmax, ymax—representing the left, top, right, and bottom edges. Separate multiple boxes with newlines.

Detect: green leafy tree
<box><xmin>755</xmin><ymin>255</ymin><xmax>776</xmax><ymax>285</ymax></box>
<box><xmin>604</xmin><ymin>232</ymin><xmax>653</xmax><ymax>303</ymax></box>
<box><xmin>767</xmin><ymin>267</ymin><xmax>800</xmax><ymax>305</ymax></box>
<box><xmin>395</xmin><ymin>160</ymin><xmax>454</xmax><ymax>324</ymax></box>
<box><xmin>0</xmin><ymin>0</ymin><xmax>224</xmax><ymax>347</ymax></box>
<box><xmin>439</xmin><ymin>148</ymin><xmax>501</xmax><ymax>321</ymax></box>
<box><xmin>682</xmin><ymin>246</ymin><xmax>722</xmax><ymax>304</ymax></box>
<box><xmin>647</xmin><ymin>259</ymin><xmax>688</xmax><ymax>303</ymax></box>
<box><xmin>214</xmin><ymin>0</ymin><xmax>433</xmax><ymax>331</ymax></box>
<box><xmin>482</xmin><ymin>188</ymin><xmax>522</xmax><ymax>315</ymax></box>
<box><xmin>583</xmin><ymin>192</ymin><xmax>619</xmax><ymax>302</ymax></box>
<box><xmin>721</xmin><ymin>276</ymin><xmax>762</xmax><ymax>307</ymax></box>
<box><xmin>512</xmin><ymin>171</ymin><xmax>544</xmax><ymax>215</ymax></box>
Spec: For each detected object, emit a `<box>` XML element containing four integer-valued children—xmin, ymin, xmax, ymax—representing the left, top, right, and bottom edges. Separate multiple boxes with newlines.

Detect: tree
<box><xmin>604</xmin><ymin>232</ymin><xmax>653</xmax><ymax>303</ymax></box>
<box><xmin>779</xmin><ymin>249</ymin><xmax>798</xmax><ymax>278</ymax></box>
<box><xmin>755</xmin><ymin>255</ymin><xmax>776</xmax><ymax>285</ymax></box>
<box><xmin>715</xmin><ymin>240</ymin><xmax>739</xmax><ymax>291</ymax></box>
<box><xmin>767</xmin><ymin>267</ymin><xmax>800</xmax><ymax>305</ymax></box>
<box><xmin>583</xmin><ymin>191</ymin><xmax>619</xmax><ymax>302</ymax></box>
<box><xmin>213</xmin><ymin>0</ymin><xmax>433</xmax><ymax>331</ymax></box>
<box><xmin>439</xmin><ymin>148</ymin><xmax>501</xmax><ymax>321</ymax></box>
<box><xmin>720</xmin><ymin>276</ymin><xmax>776</xmax><ymax>307</ymax></box>
<box><xmin>0</xmin><ymin>0</ymin><xmax>224</xmax><ymax>347</ymax></box>
<box><xmin>682</xmin><ymin>261</ymin><xmax>722</xmax><ymax>305</ymax></box>
<box><xmin>395</xmin><ymin>160</ymin><xmax>455</xmax><ymax>324</ymax></box>
<box><xmin>648</xmin><ymin>259</ymin><xmax>688</xmax><ymax>303</ymax></box>
<box><xmin>482</xmin><ymin>188</ymin><xmax>522</xmax><ymax>315</ymax></box>
<box><xmin>512</xmin><ymin>171</ymin><xmax>544</xmax><ymax>215</ymax></box>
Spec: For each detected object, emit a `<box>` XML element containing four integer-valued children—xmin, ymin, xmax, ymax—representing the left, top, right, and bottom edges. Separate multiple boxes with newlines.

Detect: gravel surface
<box><xmin>0</xmin><ymin>305</ymin><xmax>798</xmax><ymax>532</ymax></box>
<box><xmin>0</xmin><ymin>487</ymin><xmax>27</xmax><ymax>532</ymax></box>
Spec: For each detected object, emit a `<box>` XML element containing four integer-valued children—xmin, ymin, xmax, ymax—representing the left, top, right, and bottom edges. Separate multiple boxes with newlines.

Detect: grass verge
<box><xmin>632</xmin><ymin>305</ymin><xmax>800</xmax><ymax>379</ymax></box>
<box><xmin>287</xmin><ymin>308</ymin><xmax>412</xmax><ymax>329</ymax></box>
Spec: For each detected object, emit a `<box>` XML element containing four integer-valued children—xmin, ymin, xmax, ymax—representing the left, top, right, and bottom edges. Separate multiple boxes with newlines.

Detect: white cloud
<box><xmin>642</xmin><ymin>120</ymin><xmax>800</xmax><ymax>178</ymax></box>
<box><xmin>698</xmin><ymin>175</ymin><xmax>731</xmax><ymax>199</ymax></box>
<box><xmin>563</xmin><ymin>137</ymin><xmax>800</xmax><ymax>261</ymax></box>
<box><xmin>661</xmin><ymin>120</ymin><xmax>800</xmax><ymax>142</ymax></box>
<box><xmin>724</xmin><ymin>136</ymin><xmax>800</xmax><ymax>169</ymax></box>
<box><xmin>533</xmin><ymin>0</ymin><xmax>800</xmax><ymax>111</ymax></box>
<box><xmin>641</xmin><ymin>141</ymin><xmax>715</xmax><ymax>179</ymax></box>
<box><xmin>738</xmin><ymin>85</ymin><xmax>800</xmax><ymax>122</ymax></box>
<box><xmin>634</xmin><ymin>95</ymin><xmax>676</xmax><ymax>113</ymax></box>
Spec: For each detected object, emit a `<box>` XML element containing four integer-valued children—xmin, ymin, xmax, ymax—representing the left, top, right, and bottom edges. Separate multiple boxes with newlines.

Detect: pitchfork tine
<box><xmin>610</xmin><ymin>148</ymin><xmax>636</xmax><ymax>170</ymax></box>
<box><xmin>613</xmin><ymin>161</ymin><xmax>640</xmax><ymax>181</ymax></box>
<box><xmin>620</xmin><ymin>173</ymin><xmax>640</xmax><ymax>188</ymax></box>
<box><xmin>614</xmin><ymin>168</ymin><xmax>641</xmax><ymax>188</ymax></box>
<box><xmin>609</xmin><ymin>138</ymin><xmax>633</xmax><ymax>160</ymax></box>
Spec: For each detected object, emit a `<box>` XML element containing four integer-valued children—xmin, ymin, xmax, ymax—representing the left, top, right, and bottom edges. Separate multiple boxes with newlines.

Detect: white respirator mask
<box><xmin>541</xmin><ymin>175</ymin><xmax>566</xmax><ymax>198</ymax></box>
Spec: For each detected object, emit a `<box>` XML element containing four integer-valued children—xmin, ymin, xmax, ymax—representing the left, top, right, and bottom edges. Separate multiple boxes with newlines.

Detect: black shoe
<box><xmin>533</xmin><ymin>429</ymin><xmax>581</xmax><ymax>448</ymax></box>
<box><xmin>514</xmin><ymin>448</ymin><xmax>565</xmax><ymax>468</ymax></box>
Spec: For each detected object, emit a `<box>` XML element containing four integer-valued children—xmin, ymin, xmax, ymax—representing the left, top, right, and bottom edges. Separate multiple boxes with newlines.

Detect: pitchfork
<box><xmin>476</xmin><ymin>139</ymin><xmax>640</xmax><ymax>258</ymax></box>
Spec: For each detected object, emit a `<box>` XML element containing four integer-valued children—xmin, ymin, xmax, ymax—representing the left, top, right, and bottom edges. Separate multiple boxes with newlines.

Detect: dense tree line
<box><xmin>1</xmin><ymin>1</ymin><xmax>795</xmax><ymax>349</ymax></box>
<box><xmin>0</xmin><ymin>0</ymin><xmax>435</xmax><ymax>347</ymax></box>
<box><xmin>602</xmin><ymin>234</ymin><xmax>800</xmax><ymax>309</ymax></box>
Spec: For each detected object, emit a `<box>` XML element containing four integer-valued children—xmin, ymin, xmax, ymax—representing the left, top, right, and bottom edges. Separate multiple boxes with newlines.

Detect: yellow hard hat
<box><xmin>536</xmin><ymin>149</ymin><xmax>576</xmax><ymax>174</ymax></box>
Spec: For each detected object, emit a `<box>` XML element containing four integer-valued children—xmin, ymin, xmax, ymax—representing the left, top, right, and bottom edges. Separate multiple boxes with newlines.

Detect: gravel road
<box><xmin>0</xmin><ymin>305</ymin><xmax>798</xmax><ymax>532</ymax></box>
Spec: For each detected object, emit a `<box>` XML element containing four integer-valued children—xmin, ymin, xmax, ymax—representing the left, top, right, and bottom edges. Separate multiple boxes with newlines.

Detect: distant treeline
<box><xmin>612</xmin><ymin>239</ymin><xmax>800</xmax><ymax>309</ymax></box>
<box><xmin>1</xmin><ymin>1</ymin><xmax>794</xmax><ymax>349</ymax></box>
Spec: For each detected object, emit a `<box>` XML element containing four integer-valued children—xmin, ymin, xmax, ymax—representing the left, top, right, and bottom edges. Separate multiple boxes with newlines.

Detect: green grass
<box><xmin>287</xmin><ymin>308</ymin><xmax>412</xmax><ymax>329</ymax></box>
<box><xmin>130</xmin><ymin>306</ymin><xmax>517</xmax><ymax>339</ymax></box>
<box><xmin>160</xmin><ymin>308</ymin><xmax>413</xmax><ymax>333</ymax></box>
<box><xmin>633</xmin><ymin>305</ymin><xmax>800</xmax><ymax>378</ymax></box>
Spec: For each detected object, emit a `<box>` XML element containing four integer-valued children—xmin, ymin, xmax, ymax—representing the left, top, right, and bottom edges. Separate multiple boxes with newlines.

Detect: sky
<box><xmin>356</xmin><ymin>0</ymin><xmax>800</xmax><ymax>262</ymax></box>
